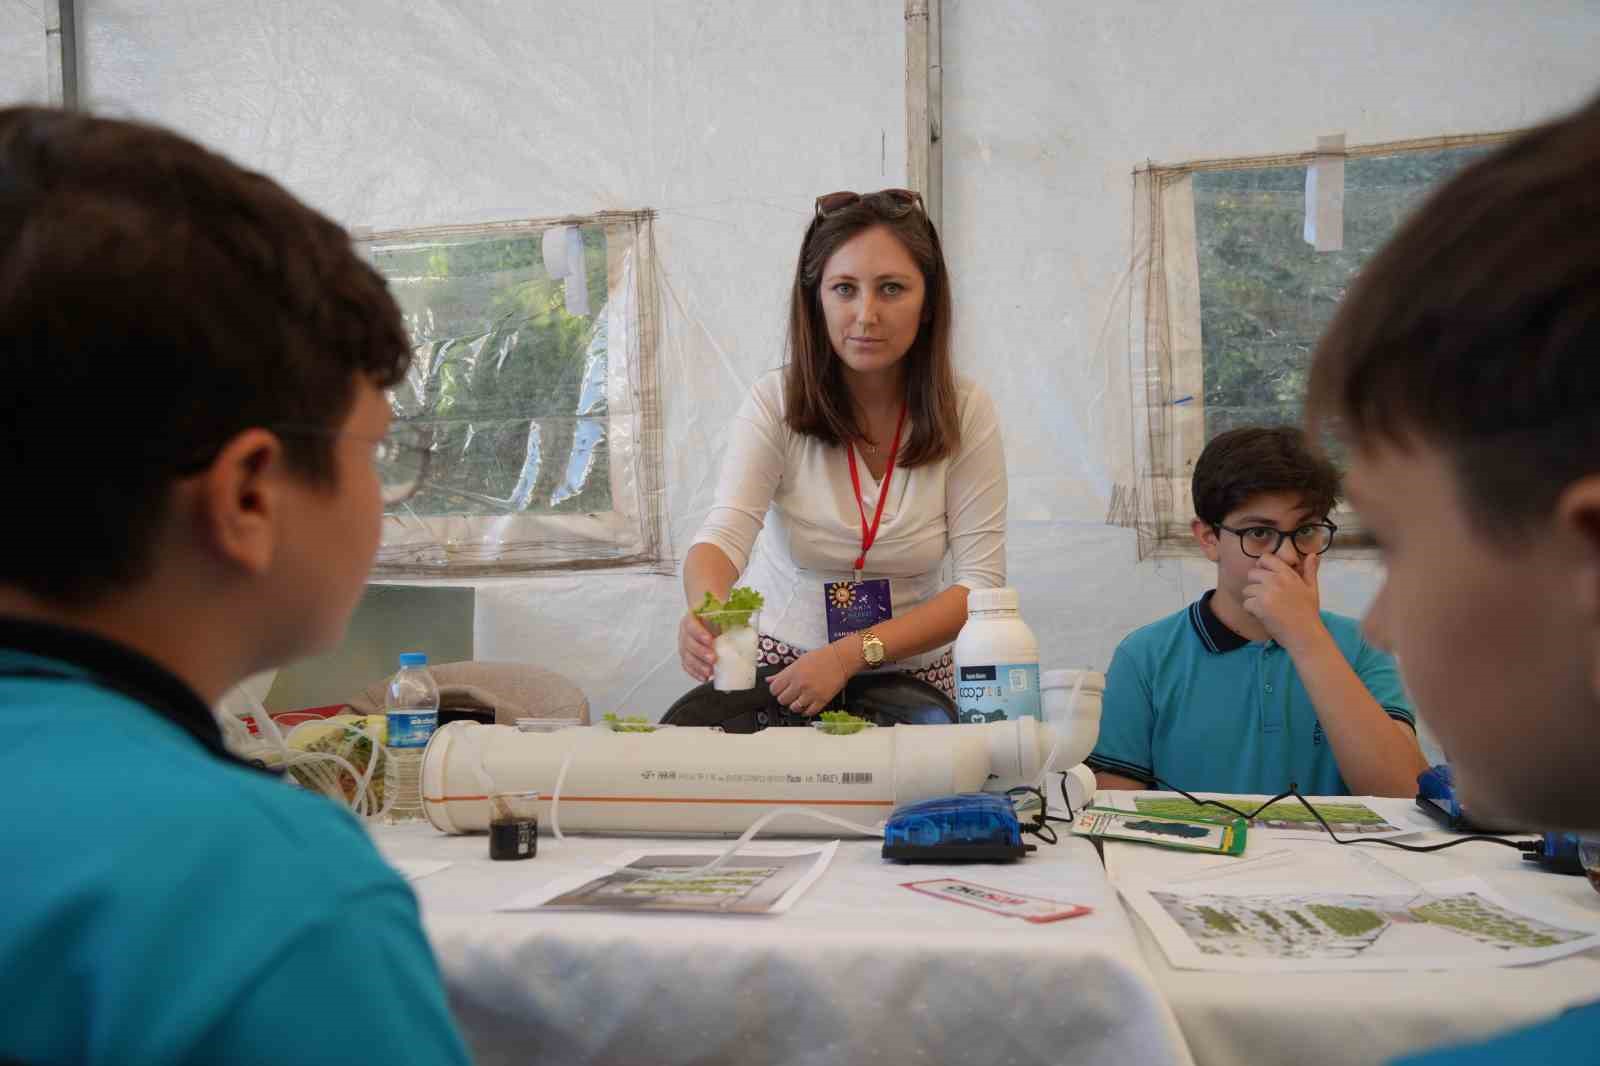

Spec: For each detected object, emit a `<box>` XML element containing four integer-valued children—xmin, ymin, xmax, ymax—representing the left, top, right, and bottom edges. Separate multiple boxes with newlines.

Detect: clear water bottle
<box><xmin>384</xmin><ymin>652</ymin><xmax>439</xmax><ymax>824</ymax></box>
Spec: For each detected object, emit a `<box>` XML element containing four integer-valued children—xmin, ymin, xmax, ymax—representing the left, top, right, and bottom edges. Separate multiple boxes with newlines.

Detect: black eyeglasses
<box><xmin>177</xmin><ymin>423</ymin><xmax>433</xmax><ymax>506</ymax></box>
<box><xmin>814</xmin><ymin>188</ymin><xmax>925</xmax><ymax>218</ymax></box>
<box><xmin>1214</xmin><ymin>521</ymin><xmax>1337</xmax><ymax>559</ymax></box>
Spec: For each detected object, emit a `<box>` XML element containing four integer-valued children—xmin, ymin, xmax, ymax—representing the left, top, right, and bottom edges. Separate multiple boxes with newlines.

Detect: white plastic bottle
<box><xmin>384</xmin><ymin>652</ymin><xmax>440</xmax><ymax>823</ymax></box>
<box><xmin>953</xmin><ymin>588</ymin><xmax>1041</xmax><ymax>724</ymax></box>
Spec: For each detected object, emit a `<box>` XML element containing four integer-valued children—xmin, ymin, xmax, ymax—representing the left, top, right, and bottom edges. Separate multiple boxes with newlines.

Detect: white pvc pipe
<box><xmin>421</xmin><ymin>719</ymin><xmax>1065</xmax><ymax>836</ymax></box>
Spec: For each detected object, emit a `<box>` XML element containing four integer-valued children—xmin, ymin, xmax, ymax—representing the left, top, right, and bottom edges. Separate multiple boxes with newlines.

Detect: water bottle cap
<box><xmin>398</xmin><ymin>652</ymin><xmax>428</xmax><ymax>667</ymax></box>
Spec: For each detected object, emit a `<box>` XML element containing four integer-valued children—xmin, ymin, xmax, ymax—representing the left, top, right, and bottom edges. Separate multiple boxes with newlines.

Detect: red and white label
<box><xmin>901</xmin><ymin>878</ymin><xmax>1092</xmax><ymax>923</ymax></box>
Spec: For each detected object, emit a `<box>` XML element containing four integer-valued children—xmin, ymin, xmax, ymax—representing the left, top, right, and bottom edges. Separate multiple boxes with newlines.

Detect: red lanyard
<box><xmin>845</xmin><ymin>403</ymin><xmax>908</xmax><ymax>573</ymax></box>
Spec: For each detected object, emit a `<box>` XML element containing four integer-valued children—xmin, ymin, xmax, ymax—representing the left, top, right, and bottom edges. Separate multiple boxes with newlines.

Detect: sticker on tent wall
<box><xmin>1303</xmin><ymin>133</ymin><xmax>1346</xmax><ymax>252</ymax></box>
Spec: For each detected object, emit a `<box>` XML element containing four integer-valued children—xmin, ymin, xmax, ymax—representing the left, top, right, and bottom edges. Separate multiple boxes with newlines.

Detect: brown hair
<box><xmin>1191</xmin><ymin>426</ymin><xmax>1341</xmax><ymax>527</ymax></box>
<box><xmin>0</xmin><ymin>107</ymin><xmax>410</xmax><ymax>604</ymax></box>
<box><xmin>1306</xmin><ymin>94</ymin><xmax>1600</xmax><ymax>534</ymax></box>
<box><xmin>782</xmin><ymin>191</ymin><xmax>959</xmax><ymax>467</ymax></box>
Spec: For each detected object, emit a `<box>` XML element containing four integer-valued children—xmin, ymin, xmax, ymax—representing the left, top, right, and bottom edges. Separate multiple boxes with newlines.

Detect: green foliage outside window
<box><xmin>372</xmin><ymin>226</ymin><xmax>613</xmax><ymax>516</ymax></box>
<box><xmin>1193</xmin><ymin>146</ymin><xmax>1497</xmax><ymax>441</ymax></box>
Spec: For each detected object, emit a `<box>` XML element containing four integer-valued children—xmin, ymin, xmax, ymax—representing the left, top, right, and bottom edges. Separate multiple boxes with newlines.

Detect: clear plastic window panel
<box><xmin>372</xmin><ymin>225</ymin><xmax>611</xmax><ymax>516</ymax></box>
<box><xmin>1192</xmin><ymin>145</ymin><xmax>1497</xmax><ymax>441</ymax></box>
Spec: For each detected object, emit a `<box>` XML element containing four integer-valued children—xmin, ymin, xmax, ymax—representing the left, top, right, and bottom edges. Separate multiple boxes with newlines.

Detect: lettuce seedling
<box><xmin>816</xmin><ymin>710</ymin><xmax>872</xmax><ymax>735</ymax></box>
<box><xmin>693</xmin><ymin>586</ymin><xmax>765</xmax><ymax>629</ymax></box>
<box><xmin>603</xmin><ymin>712</ymin><xmax>658</xmax><ymax>733</ymax></box>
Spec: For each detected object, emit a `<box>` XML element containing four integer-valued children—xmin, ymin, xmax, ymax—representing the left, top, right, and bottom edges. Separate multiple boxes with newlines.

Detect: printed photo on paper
<box><xmin>500</xmin><ymin>844</ymin><xmax>836</xmax><ymax>916</ymax></box>
<box><xmin>1120</xmin><ymin>875</ymin><xmax>1600</xmax><ymax>972</ymax></box>
<box><xmin>1105</xmin><ymin>791</ymin><xmax>1412</xmax><ymax>837</ymax></box>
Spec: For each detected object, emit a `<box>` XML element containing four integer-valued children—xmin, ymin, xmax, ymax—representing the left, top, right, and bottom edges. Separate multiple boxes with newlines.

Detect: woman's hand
<box><xmin>679</xmin><ymin>610</ymin><xmax>717</xmax><ymax>683</ymax></box>
<box><xmin>767</xmin><ymin>644</ymin><xmax>855</xmax><ymax>716</ymax></box>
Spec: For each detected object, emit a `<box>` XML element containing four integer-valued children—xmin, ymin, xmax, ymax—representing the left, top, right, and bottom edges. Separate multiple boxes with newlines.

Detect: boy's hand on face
<box><xmin>1242</xmin><ymin>551</ymin><xmax>1326</xmax><ymax>651</ymax></box>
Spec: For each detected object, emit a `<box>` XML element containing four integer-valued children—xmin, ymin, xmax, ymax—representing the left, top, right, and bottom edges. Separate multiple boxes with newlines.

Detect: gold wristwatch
<box><xmin>860</xmin><ymin>631</ymin><xmax>886</xmax><ymax>669</ymax></box>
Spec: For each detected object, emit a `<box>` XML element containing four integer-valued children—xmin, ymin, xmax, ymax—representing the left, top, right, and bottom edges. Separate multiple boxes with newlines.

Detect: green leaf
<box><xmin>693</xmin><ymin>586</ymin><xmax>765</xmax><ymax>629</ymax></box>
<box><xmin>816</xmin><ymin>710</ymin><xmax>871</xmax><ymax>735</ymax></box>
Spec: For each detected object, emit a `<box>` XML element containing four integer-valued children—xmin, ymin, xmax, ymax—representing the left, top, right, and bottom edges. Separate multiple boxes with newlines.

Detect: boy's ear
<box><xmin>1558</xmin><ymin>476</ymin><xmax>1600</xmax><ymax>703</ymax></box>
<box><xmin>191</xmin><ymin>428</ymin><xmax>286</xmax><ymax>578</ymax></box>
<box><xmin>1191</xmin><ymin>517</ymin><xmax>1221</xmax><ymax>563</ymax></box>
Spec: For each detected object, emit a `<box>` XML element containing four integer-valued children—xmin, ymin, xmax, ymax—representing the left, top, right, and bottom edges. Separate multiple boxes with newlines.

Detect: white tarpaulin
<box><xmin>3</xmin><ymin>1</ymin><xmax>1598</xmax><ymax>724</ymax></box>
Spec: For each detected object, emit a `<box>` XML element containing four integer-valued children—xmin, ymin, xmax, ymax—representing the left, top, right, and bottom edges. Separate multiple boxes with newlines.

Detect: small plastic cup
<box><xmin>489</xmin><ymin>790</ymin><xmax>540</xmax><ymax>861</ymax></box>
<box><xmin>699</xmin><ymin>609</ymin><xmax>761</xmax><ymax>692</ymax></box>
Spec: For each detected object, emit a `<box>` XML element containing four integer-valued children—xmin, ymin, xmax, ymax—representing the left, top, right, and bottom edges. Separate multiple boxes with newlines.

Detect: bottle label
<box><xmin>387</xmin><ymin>710</ymin><xmax>437</xmax><ymax>749</ymax></box>
<box><xmin>955</xmin><ymin>663</ymin><xmax>1041</xmax><ymax>724</ymax></box>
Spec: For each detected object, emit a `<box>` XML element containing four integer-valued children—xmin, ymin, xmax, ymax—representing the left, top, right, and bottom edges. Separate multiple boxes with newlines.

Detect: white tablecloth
<box><xmin>372</xmin><ymin>823</ymin><xmax>1193</xmax><ymax>1066</ymax></box>
<box><xmin>1102</xmin><ymin>800</ymin><xmax>1600</xmax><ymax>1066</ymax></box>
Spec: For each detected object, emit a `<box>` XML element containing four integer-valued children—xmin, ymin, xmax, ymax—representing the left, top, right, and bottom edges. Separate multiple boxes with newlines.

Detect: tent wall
<box><xmin>2</xmin><ymin>1</ymin><xmax>1597</xmax><ymax>722</ymax></box>
<box><xmin>2</xmin><ymin>6</ymin><xmax>46</xmax><ymax>103</ymax></box>
<box><xmin>936</xmin><ymin>0</ymin><xmax>1600</xmax><ymax>725</ymax></box>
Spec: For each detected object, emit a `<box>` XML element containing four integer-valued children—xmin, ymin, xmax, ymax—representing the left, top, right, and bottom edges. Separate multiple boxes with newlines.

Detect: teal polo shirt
<box><xmin>1087</xmin><ymin>591</ymin><xmax>1415</xmax><ymax>795</ymax></box>
<box><xmin>1392</xmin><ymin>1001</ymin><xmax>1600</xmax><ymax>1065</ymax></box>
<box><xmin>0</xmin><ymin>618</ymin><xmax>471</xmax><ymax>1066</ymax></box>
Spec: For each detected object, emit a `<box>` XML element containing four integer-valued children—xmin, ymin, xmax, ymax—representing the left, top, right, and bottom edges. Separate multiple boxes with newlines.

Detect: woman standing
<box><xmin>678</xmin><ymin>189</ymin><xmax>1007</xmax><ymax>715</ymax></box>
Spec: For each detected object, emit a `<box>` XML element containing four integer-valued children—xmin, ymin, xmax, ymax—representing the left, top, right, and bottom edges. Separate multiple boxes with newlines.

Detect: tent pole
<box><xmin>927</xmin><ymin>0</ymin><xmax>942</xmax><ymax>230</ymax></box>
<box><xmin>905</xmin><ymin>0</ymin><xmax>942</xmax><ymax>231</ymax></box>
<box><xmin>46</xmin><ymin>0</ymin><xmax>79</xmax><ymax>109</ymax></box>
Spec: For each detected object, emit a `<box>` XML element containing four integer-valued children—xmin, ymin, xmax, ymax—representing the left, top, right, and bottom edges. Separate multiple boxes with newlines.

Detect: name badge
<box><xmin>824</xmin><ymin>579</ymin><xmax>893</xmax><ymax>644</ymax></box>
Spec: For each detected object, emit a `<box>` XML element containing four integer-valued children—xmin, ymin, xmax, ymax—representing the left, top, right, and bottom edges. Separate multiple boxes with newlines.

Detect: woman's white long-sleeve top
<box><xmin>690</xmin><ymin>369</ymin><xmax>1007</xmax><ymax>670</ymax></box>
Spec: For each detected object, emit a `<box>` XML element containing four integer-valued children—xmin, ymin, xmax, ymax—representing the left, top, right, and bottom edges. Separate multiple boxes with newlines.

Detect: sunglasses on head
<box><xmin>813</xmin><ymin>188</ymin><xmax>925</xmax><ymax>218</ymax></box>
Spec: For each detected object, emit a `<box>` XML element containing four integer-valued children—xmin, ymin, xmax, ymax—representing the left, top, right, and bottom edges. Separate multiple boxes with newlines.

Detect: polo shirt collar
<box><xmin>1188</xmin><ymin>590</ymin><xmax>1252</xmax><ymax>654</ymax></box>
<box><xmin>0</xmin><ymin>615</ymin><xmax>275</xmax><ymax>775</ymax></box>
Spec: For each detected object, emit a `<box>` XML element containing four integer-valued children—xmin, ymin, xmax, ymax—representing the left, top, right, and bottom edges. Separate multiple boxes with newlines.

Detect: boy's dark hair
<box><xmin>784</xmin><ymin>190</ymin><xmax>960</xmax><ymax>468</ymax></box>
<box><xmin>1307</xmin><ymin>93</ymin><xmax>1600</xmax><ymax>534</ymax></box>
<box><xmin>1191</xmin><ymin>426</ymin><xmax>1341</xmax><ymax>527</ymax></box>
<box><xmin>0</xmin><ymin>107</ymin><xmax>410</xmax><ymax>605</ymax></box>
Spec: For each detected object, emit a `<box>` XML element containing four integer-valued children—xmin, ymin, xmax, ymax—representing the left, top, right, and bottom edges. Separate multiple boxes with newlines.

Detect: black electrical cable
<box><xmin>1007</xmin><ymin>784</ymin><xmax>1076</xmax><ymax>846</ymax></box>
<box><xmin>1005</xmin><ymin>773</ymin><xmax>1531</xmax><ymax>858</ymax></box>
<box><xmin>1148</xmin><ymin>776</ymin><xmax>1538</xmax><ymax>856</ymax></box>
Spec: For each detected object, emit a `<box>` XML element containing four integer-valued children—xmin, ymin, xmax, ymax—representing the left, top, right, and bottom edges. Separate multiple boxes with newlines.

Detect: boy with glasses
<box><xmin>1088</xmin><ymin>426</ymin><xmax>1427</xmax><ymax>797</ymax></box>
<box><xmin>0</xmin><ymin>109</ymin><xmax>466</xmax><ymax>1065</ymax></box>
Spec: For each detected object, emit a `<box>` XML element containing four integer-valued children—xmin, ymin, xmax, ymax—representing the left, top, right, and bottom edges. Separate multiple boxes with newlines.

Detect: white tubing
<box><xmin>610</xmin><ymin>807</ymin><xmax>886</xmax><ymax>883</ymax></box>
<box><xmin>1035</xmin><ymin>670</ymin><xmax>1085</xmax><ymax>791</ymax></box>
<box><xmin>253</xmin><ymin>700</ymin><xmax>289</xmax><ymax>750</ymax></box>
<box><xmin>1041</xmin><ymin>669</ymin><xmax>1105</xmax><ymax>770</ymax></box>
<box><xmin>284</xmin><ymin>750</ymin><xmax>363</xmax><ymax>803</ymax></box>
<box><xmin>282</xmin><ymin>717</ymin><xmax>388</xmax><ymax>819</ymax></box>
<box><xmin>549</xmin><ymin>749</ymin><xmax>576</xmax><ymax>842</ymax></box>
<box><xmin>350</xmin><ymin>722</ymin><xmax>383</xmax><ymax>818</ymax></box>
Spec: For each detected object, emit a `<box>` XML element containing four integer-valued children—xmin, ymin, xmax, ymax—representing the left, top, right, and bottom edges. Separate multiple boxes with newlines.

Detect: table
<box><xmin>372</xmin><ymin>822</ymin><xmax>1194</xmax><ymax>1066</ymax></box>
<box><xmin>1100</xmin><ymin>797</ymin><xmax>1600</xmax><ymax>1066</ymax></box>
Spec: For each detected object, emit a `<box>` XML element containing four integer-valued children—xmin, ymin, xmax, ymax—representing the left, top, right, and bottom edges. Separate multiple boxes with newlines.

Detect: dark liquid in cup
<box><xmin>1586</xmin><ymin>867</ymin><xmax>1600</xmax><ymax>895</ymax></box>
<box><xmin>490</xmin><ymin>817</ymin><xmax>538</xmax><ymax>860</ymax></box>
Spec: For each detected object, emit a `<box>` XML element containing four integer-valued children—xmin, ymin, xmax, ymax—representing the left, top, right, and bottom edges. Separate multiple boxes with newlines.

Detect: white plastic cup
<box><xmin>702</xmin><ymin>609</ymin><xmax>761</xmax><ymax>692</ymax></box>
